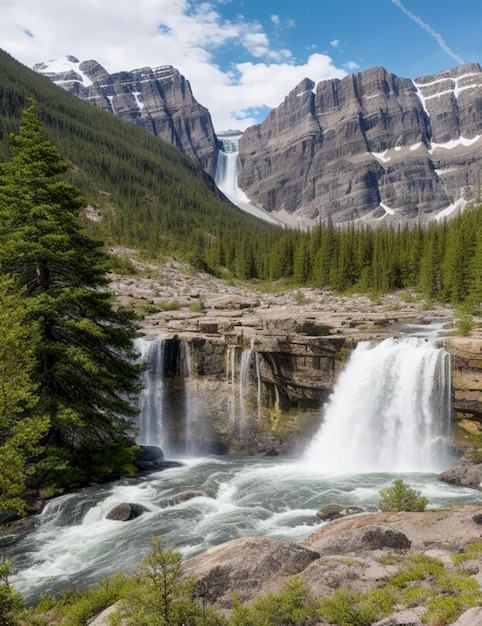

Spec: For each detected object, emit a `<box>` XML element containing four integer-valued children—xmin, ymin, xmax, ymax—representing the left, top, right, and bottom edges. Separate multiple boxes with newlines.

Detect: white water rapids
<box><xmin>3</xmin><ymin>327</ymin><xmax>480</xmax><ymax>605</ymax></box>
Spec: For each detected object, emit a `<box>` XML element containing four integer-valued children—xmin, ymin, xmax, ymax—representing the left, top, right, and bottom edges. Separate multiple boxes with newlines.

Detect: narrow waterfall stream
<box><xmin>3</xmin><ymin>330</ymin><xmax>480</xmax><ymax>605</ymax></box>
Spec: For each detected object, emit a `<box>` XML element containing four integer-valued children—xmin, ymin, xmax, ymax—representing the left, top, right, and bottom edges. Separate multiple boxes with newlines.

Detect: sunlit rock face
<box><xmin>34</xmin><ymin>56</ymin><xmax>218</xmax><ymax>176</ymax></box>
<box><xmin>237</xmin><ymin>63</ymin><xmax>482</xmax><ymax>226</ymax></box>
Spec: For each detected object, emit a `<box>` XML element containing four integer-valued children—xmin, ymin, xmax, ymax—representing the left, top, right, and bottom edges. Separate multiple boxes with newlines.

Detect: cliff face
<box><xmin>447</xmin><ymin>336</ymin><xmax>482</xmax><ymax>428</ymax></box>
<box><xmin>238</xmin><ymin>64</ymin><xmax>482</xmax><ymax>225</ymax></box>
<box><xmin>34</xmin><ymin>56</ymin><xmax>218</xmax><ymax>176</ymax></box>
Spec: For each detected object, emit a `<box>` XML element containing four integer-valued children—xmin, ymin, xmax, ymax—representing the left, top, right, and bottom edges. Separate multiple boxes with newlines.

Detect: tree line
<box><xmin>195</xmin><ymin>209</ymin><xmax>482</xmax><ymax>309</ymax></box>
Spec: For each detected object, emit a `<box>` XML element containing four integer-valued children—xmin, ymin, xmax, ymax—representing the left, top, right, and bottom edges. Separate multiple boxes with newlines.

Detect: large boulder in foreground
<box><xmin>182</xmin><ymin>537</ymin><xmax>319</xmax><ymax>607</ymax></box>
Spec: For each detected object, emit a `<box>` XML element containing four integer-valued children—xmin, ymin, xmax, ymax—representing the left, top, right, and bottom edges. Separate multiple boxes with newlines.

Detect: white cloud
<box><xmin>344</xmin><ymin>61</ymin><xmax>360</xmax><ymax>71</ymax></box>
<box><xmin>0</xmin><ymin>0</ymin><xmax>347</xmax><ymax>131</ymax></box>
<box><xmin>330</xmin><ymin>39</ymin><xmax>339</xmax><ymax>48</ymax></box>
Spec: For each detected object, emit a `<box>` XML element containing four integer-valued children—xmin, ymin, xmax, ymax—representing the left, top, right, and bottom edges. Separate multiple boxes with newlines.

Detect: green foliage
<box><xmin>317</xmin><ymin>589</ymin><xmax>385</xmax><ymax>626</ymax></box>
<box><xmin>189</xmin><ymin>299</ymin><xmax>205</xmax><ymax>312</ymax></box>
<box><xmin>388</xmin><ymin>555</ymin><xmax>445</xmax><ymax>588</ymax></box>
<box><xmin>378</xmin><ymin>479</ymin><xmax>428</xmax><ymax>512</ymax></box>
<box><xmin>0</xmin><ymin>558</ymin><xmax>25</xmax><ymax>626</ymax></box>
<box><xmin>230</xmin><ymin>578</ymin><xmax>317</xmax><ymax>626</ymax></box>
<box><xmin>456</xmin><ymin>313</ymin><xmax>475</xmax><ymax>336</ymax></box>
<box><xmin>0</xmin><ymin>276</ymin><xmax>50</xmax><ymax>515</ymax></box>
<box><xmin>451</xmin><ymin>541</ymin><xmax>482</xmax><ymax>565</ymax></box>
<box><xmin>29</xmin><ymin>572</ymin><xmax>130</xmax><ymax>626</ymax></box>
<box><xmin>0</xmin><ymin>100</ymin><xmax>143</xmax><ymax>488</ymax></box>
<box><xmin>108</xmin><ymin>253</ymin><xmax>138</xmax><ymax>275</ymax></box>
<box><xmin>294</xmin><ymin>291</ymin><xmax>308</xmax><ymax>305</ymax></box>
<box><xmin>114</xmin><ymin>537</ymin><xmax>226</xmax><ymax>626</ymax></box>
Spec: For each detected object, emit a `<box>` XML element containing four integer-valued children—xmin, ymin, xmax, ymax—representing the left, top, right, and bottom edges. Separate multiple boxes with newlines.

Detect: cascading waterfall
<box><xmin>135</xmin><ymin>335</ymin><xmax>195</xmax><ymax>456</ymax></box>
<box><xmin>226</xmin><ymin>342</ymin><xmax>262</xmax><ymax>430</ymax></box>
<box><xmin>239</xmin><ymin>346</ymin><xmax>253</xmax><ymax>421</ymax></box>
<box><xmin>215</xmin><ymin>134</ymin><xmax>250</xmax><ymax>202</ymax></box>
<box><xmin>135</xmin><ymin>335</ymin><xmax>168</xmax><ymax>449</ymax></box>
<box><xmin>303</xmin><ymin>336</ymin><xmax>454</xmax><ymax>474</ymax></box>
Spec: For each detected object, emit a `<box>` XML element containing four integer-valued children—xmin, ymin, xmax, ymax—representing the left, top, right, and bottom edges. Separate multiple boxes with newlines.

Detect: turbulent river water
<box><xmin>3</xmin><ymin>323</ymin><xmax>482</xmax><ymax>605</ymax></box>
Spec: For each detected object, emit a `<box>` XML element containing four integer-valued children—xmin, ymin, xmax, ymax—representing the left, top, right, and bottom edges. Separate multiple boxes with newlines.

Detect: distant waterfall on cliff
<box><xmin>303</xmin><ymin>337</ymin><xmax>454</xmax><ymax>474</ymax></box>
<box><xmin>215</xmin><ymin>134</ymin><xmax>250</xmax><ymax>202</ymax></box>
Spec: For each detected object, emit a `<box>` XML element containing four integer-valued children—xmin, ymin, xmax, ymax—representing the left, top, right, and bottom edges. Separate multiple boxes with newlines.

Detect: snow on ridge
<box><xmin>132</xmin><ymin>92</ymin><xmax>144</xmax><ymax>110</ymax></box>
<box><xmin>107</xmin><ymin>95</ymin><xmax>115</xmax><ymax>114</ymax></box>
<box><xmin>371</xmin><ymin>151</ymin><xmax>390</xmax><ymax>163</ymax></box>
<box><xmin>37</xmin><ymin>56</ymin><xmax>93</xmax><ymax>87</ymax></box>
<box><xmin>414</xmin><ymin>71</ymin><xmax>481</xmax><ymax>89</ymax></box>
<box><xmin>413</xmin><ymin>71</ymin><xmax>482</xmax><ymax>115</ymax></box>
<box><xmin>434</xmin><ymin>198</ymin><xmax>468</xmax><ymax>221</ymax></box>
<box><xmin>379</xmin><ymin>202</ymin><xmax>395</xmax><ymax>217</ymax></box>
<box><xmin>428</xmin><ymin>135</ymin><xmax>481</xmax><ymax>154</ymax></box>
<box><xmin>413</xmin><ymin>82</ymin><xmax>430</xmax><ymax>117</ymax></box>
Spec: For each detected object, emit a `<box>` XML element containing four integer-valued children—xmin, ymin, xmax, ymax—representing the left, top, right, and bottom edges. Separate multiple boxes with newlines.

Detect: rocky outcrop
<box><xmin>179</xmin><ymin>505</ymin><xmax>482</xmax><ymax>619</ymax></box>
<box><xmin>447</xmin><ymin>335</ymin><xmax>482</xmax><ymax>425</ymax></box>
<box><xmin>182</xmin><ymin>537</ymin><xmax>321</xmax><ymax>607</ymax></box>
<box><xmin>238</xmin><ymin>63</ymin><xmax>482</xmax><ymax>226</ymax></box>
<box><xmin>33</xmin><ymin>56</ymin><xmax>218</xmax><ymax>175</ymax></box>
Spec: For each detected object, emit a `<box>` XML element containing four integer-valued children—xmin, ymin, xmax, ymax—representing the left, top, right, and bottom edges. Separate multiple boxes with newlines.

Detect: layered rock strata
<box><xmin>34</xmin><ymin>56</ymin><xmax>218</xmax><ymax>176</ymax></box>
<box><xmin>238</xmin><ymin>63</ymin><xmax>482</xmax><ymax>226</ymax></box>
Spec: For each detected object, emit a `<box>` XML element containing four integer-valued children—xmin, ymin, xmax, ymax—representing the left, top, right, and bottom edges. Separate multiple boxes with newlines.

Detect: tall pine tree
<box><xmin>0</xmin><ymin>100</ymin><xmax>142</xmax><ymax>487</ymax></box>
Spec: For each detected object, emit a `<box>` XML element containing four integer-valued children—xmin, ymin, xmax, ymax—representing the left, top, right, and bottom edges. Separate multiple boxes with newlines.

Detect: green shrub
<box><xmin>388</xmin><ymin>555</ymin><xmax>444</xmax><ymax>589</ymax></box>
<box><xmin>378</xmin><ymin>479</ymin><xmax>428</xmax><ymax>512</ymax></box>
<box><xmin>0</xmin><ymin>559</ymin><xmax>25</xmax><ymax>626</ymax></box>
<box><xmin>317</xmin><ymin>589</ymin><xmax>383</xmax><ymax>626</ymax></box>
<box><xmin>452</xmin><ymin>541</ymin><xmax>482</xmax><ymax>565</ymax></box>
<box><xmin>230</xmin><ymin>578</ymin><xmax>317</xmax><ymax>626</ymax></box>
<box><xmin>189</xmin><ymin>300</ymin><xmax>205</xmax><ymax>312</ymax></box>
<box><xmin>27</xmin><ymin>572</ymin><xmax>130</xmax><ymax>626</ymax></box>
<box><xmin>457</xmin><ymin>314</ymin><xmax>475</xmax><ymax>336</ymax></box>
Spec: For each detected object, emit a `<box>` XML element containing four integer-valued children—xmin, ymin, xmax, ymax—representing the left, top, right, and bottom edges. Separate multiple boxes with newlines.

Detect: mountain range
<box><xmin>31</xmin><ymin>56</ymin><xmax>482</xmax><ymax>227</ymax></box>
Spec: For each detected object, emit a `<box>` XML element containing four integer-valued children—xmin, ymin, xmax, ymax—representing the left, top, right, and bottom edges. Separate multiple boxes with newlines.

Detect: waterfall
<box><xmin>239</xmin><ymin>347</ymin><xmax>253</xmax><ymax>418</ymax></box>
<box><xmin>215</xmin><ymin>133</ymin><xmax>249</xmax><ymax>202</ymax></box>
<box><xmin>135</xmin><ymin>335</ymin><xmax>194</xmax><ymax>456</ymax></box>
<box><xmin>225</xmin><ymin>343</ymin><xmax>262</xmax><ymax>432</ymax></box>
<box><xmin>303</xmin><ymin>336</ymin><xmax>454</xmax><ymax>474</ymax></box>
<box><xmin>135</xmin><ymin>335</ymin><xmax>167</xmax><ymax>449</ymax></box>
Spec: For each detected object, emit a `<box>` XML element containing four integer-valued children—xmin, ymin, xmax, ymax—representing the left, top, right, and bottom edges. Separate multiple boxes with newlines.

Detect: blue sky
<box><xmin>1</xmin><ymin>0</ymin><xmax>481</xmax><ymax>131</ymax></box>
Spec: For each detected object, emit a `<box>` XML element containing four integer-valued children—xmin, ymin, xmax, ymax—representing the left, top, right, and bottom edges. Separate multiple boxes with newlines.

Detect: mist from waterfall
<box><xmin>303</xmin><ymin>336</ymin><xmax>454</xmax><ymax>474</ymax></box>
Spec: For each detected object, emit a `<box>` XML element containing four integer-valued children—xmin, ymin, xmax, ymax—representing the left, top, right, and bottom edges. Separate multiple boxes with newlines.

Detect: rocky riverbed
<box><xmin>108</xmin><ymin>247</ymin><xmax>460</xmax><ymax>339</ymax></box>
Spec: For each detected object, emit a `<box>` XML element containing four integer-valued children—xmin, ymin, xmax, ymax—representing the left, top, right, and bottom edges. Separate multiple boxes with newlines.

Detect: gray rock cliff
<box><xmin>237</xmin><ymin>63</ymin><xmax>482</xmax><ymax>225</ymax></box>
<box><xmin>33</xmin><ymin>56</ymin><xmax>218</xmax><ymax>176</ymax></box>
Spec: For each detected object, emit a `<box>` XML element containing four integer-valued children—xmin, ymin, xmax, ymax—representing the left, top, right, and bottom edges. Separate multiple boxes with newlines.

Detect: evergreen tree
<box><xmin>0</xmin><ymin>276</ymin><xmax>49</xmax><ymax>515</ymax></box>
<box><xmin>0</xmin><ymin>100</ymin><xmax>142</xmax><ymax>486</ymax></box>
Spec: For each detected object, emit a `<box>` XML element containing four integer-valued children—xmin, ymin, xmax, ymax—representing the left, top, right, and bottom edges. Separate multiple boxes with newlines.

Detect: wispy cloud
<box><xmin>390</xmin><ymin>0</ymin><xmax>464</xmax><ymax>65</ymax></box>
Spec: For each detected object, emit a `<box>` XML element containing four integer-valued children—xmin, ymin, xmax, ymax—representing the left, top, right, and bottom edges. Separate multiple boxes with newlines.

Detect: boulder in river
<box><xmin>106</xmin><ymin>503</ymin><xmax>148</xmax><ymax>521</ymax></box>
